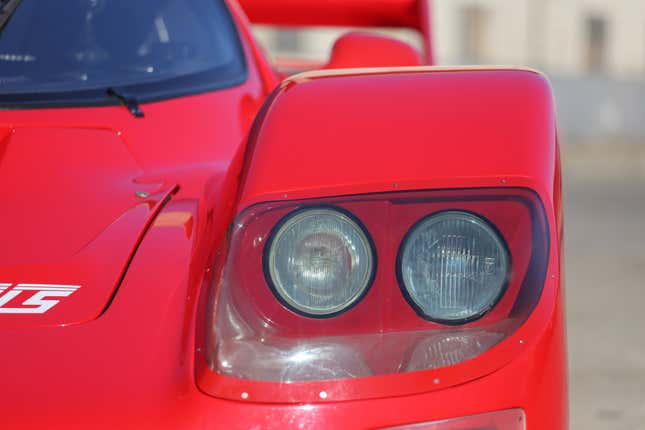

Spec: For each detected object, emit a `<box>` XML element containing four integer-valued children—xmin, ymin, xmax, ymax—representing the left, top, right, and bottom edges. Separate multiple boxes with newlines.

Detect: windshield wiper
<box><xmin>106</xmin><ymin>87</ymin><xmax>145</xmax><ymax>118</ymax></box>
<box><xmin>0</xmin><ymin>0</ymin><xmax>23</xmax><ymax>33</ymax></box>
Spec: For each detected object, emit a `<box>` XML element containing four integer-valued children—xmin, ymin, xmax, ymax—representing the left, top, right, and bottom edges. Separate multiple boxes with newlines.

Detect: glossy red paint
<box><xmin>0</xmin><ymin>2</ymin><xmax>566</xmax><ymax>430</ymax></box>
<box><xmin>0</xmin><ymin>126</ymin><xmax>177</xmax><ymax>327</ymax></box>
<box><xmin>239</xmin><ymin>0</ymin><xmax>427</xmax><ymax>30</ymax></box>
<box><xmin>239</xmin><ymin>0</ymin><xmax>434</xmax><ymax>64</ymax></box>
<box><xmin>325</xmin><ymin>32</ymin><xmax>424</xmax><ymax>69</ymax></box>
<box><xmin>239</xmin><ymin>68</ymin><xmax>557</xmax><ymax>208</ymax></box>
<box><xmin>196</xmin><ymin>67</ymin><xmax>566</xmax><ymax>428</ymax></box>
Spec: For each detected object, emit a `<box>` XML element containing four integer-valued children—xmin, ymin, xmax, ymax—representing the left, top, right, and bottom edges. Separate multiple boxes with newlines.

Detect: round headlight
<box><xmin>398</xmin><ymin>211</ymin><xmax>510</xmax><ymax>324</ymax></box>
<box><xmin>265</xmin><ymin>207</ymin><xmax>375</xmax><ymax>318</ymax></box>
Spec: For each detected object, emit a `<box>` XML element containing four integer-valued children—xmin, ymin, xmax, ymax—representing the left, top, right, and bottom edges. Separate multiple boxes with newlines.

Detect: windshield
<box><xmin>0</xmin><ymin>0</ymin><xmax>247</xmax><ymax>107</ymax></box>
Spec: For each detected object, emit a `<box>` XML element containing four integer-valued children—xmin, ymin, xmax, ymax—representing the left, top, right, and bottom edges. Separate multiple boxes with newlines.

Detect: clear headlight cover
<box><xmin>204</xmin><ymin>189</ymin><xmax>550</xmax><ymax>403</ymax></box>
<box><xmin>264</xmin><ymin>207</ymin><xmax>375</xmax><ymax>317</ymax></box>
<box><xmin>398</xmin><ymin>211</ymin><xmax>510</xmax><ymax>324</ymax></box>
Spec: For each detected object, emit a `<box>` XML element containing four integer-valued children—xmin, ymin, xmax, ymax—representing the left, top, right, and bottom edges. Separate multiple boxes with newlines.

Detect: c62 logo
<box><xmin>0</xmin><ymin>284</ymin><xmax>81</xmax><ymax>314</ymax></box>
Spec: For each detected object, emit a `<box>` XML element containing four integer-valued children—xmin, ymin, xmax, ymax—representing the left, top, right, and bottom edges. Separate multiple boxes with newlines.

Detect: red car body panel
<box><xmin>238</xmin><ymin>68</ymin><xmax>557</xmax><ymax>208</ymax></box>
<box><xmin>239</xmin><ymin>0</ymin><xmax>434</xmax><ymax>63</ymax></box>
<box><xmin>0</xmin><ymin>1</ymin><xmax>566</xmax><ymax>429</ymax></box>
<box><xmin>1</xmin><ymin>126</ymin><xmax>165</xmax><ymax>326</ymax></box>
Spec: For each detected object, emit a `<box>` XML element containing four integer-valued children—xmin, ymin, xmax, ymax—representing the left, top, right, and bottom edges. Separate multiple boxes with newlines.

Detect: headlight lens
<box><xmin>398</xmin><ymin>211</ymin><xmax>510</xmax><ymax>324</ymax></box>
<box><xmin>265</xmin><ymin>207</ymin><xmax>375</xmax><ymax>317</ymax></box>
<box><xmin>207</xmin><ymin>189</ymin><xmax>550</xmax><ymax>402</ymax></box>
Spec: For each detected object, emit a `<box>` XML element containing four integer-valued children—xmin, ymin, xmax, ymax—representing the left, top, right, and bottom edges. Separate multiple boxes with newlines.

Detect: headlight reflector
<box><xmin>398</xmin><ymin>211</ymin><xmax>510</xmax><ymax>324</ymax></box>
<box><xmin>265</xmin><ymin>207</ymin><xmax>375</xmax><ymax>317</ymax></box>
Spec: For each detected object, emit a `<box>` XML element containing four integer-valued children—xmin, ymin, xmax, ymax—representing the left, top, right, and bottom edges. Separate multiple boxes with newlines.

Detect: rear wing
<box><xmin>237</xmin><ymin>0</ymin><xmax>433</xmax><ymax>64</ymax></box>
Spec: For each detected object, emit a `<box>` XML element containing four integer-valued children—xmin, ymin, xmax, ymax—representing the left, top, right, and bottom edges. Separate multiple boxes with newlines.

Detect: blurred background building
<box><xmin>435</xmin><ymin>0</ymin><xmax>645</xmax><ymax>144</ymax></box>
<box><xmin>253</xmin><ymin>0</ymin><xmax>645</xmax><ymax>145</ymax></box>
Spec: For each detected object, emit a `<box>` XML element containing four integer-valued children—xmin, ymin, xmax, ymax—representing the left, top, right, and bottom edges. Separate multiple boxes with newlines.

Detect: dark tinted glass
<box><xmin>0</xmin><ymin>0</ymin><xmax>247</xmax><ymax>107</ymax></box>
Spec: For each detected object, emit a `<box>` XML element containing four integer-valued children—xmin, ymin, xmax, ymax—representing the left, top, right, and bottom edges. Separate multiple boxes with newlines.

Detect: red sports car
<box><xmin>0</xmin><ymin>0</ymin><xmax>566</xmax><ymax>429</ymax></box>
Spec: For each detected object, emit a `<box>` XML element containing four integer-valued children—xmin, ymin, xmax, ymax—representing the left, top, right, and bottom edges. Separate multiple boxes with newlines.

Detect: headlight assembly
<box><xmin>206</xmin><ymin>189</ymin><xmax>549</xmax><ymax>401</ymax></box>
<box><xmin>264</xmin><ymin>207</ymin><xmax>375</xmax><ymax>318</ymax></box>
<box><xmin>397</xmin><ymin>211</ymin><xmax>510</xmax><ymax>324</ymax></box>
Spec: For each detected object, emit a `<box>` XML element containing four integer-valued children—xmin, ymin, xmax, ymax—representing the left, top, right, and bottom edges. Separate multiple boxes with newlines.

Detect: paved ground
<box><xmin>563</xmin><ymin>144</ymin><xmax>645</xmax><ymax>429</ymax></box>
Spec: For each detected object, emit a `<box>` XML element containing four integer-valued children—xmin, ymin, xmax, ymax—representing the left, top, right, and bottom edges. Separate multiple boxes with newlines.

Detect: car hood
<box><xmin>0</xmin><ymin>126</ymin><xmax>175</xmax><ymax>328</ymax></box>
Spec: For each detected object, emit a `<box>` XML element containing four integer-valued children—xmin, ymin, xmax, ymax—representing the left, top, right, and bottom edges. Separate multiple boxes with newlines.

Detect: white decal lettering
<box><xmin>0</xmin><ymin>284</ymin><xmax>81</xmax><ymax>314</ymax></box>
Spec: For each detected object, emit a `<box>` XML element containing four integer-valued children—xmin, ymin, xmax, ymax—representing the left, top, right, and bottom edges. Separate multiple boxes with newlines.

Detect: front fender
<box><xmin>238</xmin><ymin>67</ymin><xmax>557</xmax><ymax>215</ymax></box>
<box><xmin>227</xmin><ymin>67</ymin><xmax>566</xmax><ymax>428</ymax></box>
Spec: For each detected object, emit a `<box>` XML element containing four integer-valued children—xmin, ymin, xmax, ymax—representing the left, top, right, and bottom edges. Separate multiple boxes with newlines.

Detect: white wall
<box><xmin>432</xmin><ymin>0</ymin><xmax>645</xmax><ymax>80</ymax></box>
